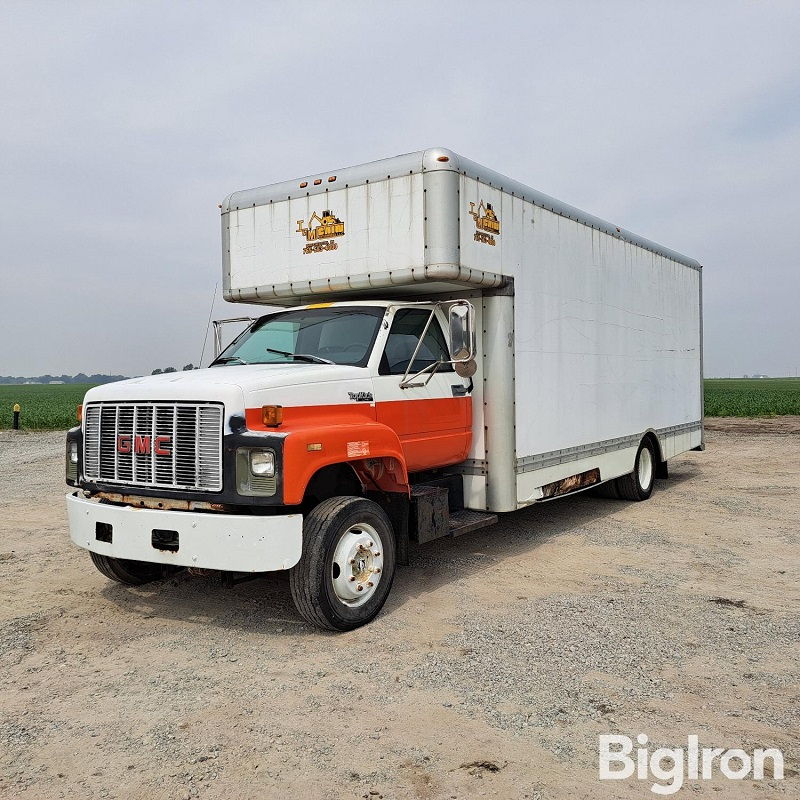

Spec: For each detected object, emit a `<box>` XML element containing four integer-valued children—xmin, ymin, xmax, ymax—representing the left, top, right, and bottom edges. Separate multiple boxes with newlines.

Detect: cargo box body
<box><xmin>222</xmin><ymin>148</ymin><xmax>703</xmax><ymax>512</ymax></box>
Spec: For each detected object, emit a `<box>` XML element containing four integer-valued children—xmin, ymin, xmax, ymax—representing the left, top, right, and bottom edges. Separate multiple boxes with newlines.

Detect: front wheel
<box><xmin>289</xmin><ymin>496</ymin><xmax>396</xmax><ymax>631</ymax></box>
<box><xmin>614</xmin><ymin>438</ymin><xmax>657</xmax><ymax>501</ymax></box>
<box><xmin>89</xmin><ymin>552</ymin><xmax>172</xmax><ymax>585</ymax></box>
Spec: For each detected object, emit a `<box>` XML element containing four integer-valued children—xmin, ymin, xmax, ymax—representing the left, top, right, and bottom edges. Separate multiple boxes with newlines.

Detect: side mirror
<box><xmin>449</xmin><ymin>302</ymin><xmax>475</xmax><ymax>361</ymax></box>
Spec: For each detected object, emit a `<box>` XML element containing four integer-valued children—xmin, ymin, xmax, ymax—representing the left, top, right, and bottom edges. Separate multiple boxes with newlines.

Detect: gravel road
<box><xmin>0</xmin><ymin>422</ymin><xmax>797</xmax><ymax>799</ymax></box>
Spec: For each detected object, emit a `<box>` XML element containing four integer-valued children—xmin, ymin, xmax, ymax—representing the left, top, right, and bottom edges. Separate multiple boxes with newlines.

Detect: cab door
<box><xmin>371</xmin><ymin>306</ymin><xmax>472</xmax><ymax>472</ymax></box>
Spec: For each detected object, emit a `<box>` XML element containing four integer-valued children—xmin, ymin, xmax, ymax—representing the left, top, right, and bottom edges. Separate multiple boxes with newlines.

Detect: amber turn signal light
<box><xmin>77</xmin><ymin>404</ymin><xmax>83</xmax><ymax>422</ymax></box>
<box><xmin>262</xmin><ymin>405</ymin><xmax>283</xmax><ymax>427</ymax></box>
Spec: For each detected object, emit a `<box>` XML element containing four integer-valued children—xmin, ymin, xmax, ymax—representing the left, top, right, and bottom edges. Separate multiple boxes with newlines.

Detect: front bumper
<box><xmin>66</xmin><ymin>492</ymin><xmax>302</xmax><ymax>572</ymax></box>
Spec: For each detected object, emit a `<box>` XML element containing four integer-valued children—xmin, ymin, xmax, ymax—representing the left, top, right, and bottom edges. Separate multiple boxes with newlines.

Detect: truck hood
<box><xmin>83</xmin><ymin>364</ymin><xmax>374</xmax><ymax>418</ymax></box>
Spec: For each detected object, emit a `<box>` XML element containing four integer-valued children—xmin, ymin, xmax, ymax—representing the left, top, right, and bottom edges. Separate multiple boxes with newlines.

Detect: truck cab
<box><xmin>66</xmin><ymin>299</ymin><xmax>486</xmax><ymax>630</ymax></box>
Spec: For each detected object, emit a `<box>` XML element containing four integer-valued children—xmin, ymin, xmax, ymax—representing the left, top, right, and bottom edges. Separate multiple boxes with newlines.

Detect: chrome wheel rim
<box><xmin>638</xmin><ymin>447</ymin><xmax>654</xmax><ymax>490</ymax></box>
<box><xmin>331</xmin><ymin>523</ymin><xmax>384</xmax><ymax>607</ymax></box>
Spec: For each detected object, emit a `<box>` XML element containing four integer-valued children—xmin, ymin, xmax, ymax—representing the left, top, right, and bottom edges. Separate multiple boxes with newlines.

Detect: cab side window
<box><xmin>379</xmin><ymin>309</ymin><xmax>453</xmax><ymax>375</ymax></box>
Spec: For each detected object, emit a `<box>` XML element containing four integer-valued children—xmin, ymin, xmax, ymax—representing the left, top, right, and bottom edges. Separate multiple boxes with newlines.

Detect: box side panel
<box><xmin>226</xmin><ymin>174</ymin><xmax>425</xmax><ymax>299</ymax></box>
<box><xmin>513</xmin><ymin>204</ymin><xmax>702</xmax><ymax>463</ymax></box>
<box><xmin>459</xmin><ymin>176</ymin><xmax>526</xmax><ymax>279</ymax></box>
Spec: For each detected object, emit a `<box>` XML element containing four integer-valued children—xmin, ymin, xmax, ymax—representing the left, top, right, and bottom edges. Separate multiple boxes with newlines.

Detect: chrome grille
<box><xmin>83</xmin><ymin>402</ymin><xmax>224</xmax><ymax>491</ymax></box>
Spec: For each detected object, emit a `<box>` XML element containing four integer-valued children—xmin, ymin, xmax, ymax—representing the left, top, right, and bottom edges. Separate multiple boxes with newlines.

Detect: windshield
<box><xmin>212</xmin><ymin>306</ymin><xmax>385</xmax><ymax>367</ymax></box>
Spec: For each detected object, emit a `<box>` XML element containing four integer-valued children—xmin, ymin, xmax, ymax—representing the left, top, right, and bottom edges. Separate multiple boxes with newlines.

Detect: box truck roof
<box><xmin>222</xmin><ymin>148</ymin><xmax>700</xmax><ymax>306</ymax></box>
<box><xmin>222</xmin><ymin>147</ymin><xmax>699</xmax><ymax>270</ymax></box>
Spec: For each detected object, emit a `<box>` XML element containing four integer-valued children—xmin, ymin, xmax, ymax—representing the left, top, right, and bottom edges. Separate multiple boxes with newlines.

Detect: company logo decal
<box><xmin>116</xmin><ymin>434</ymin><xmax>172</xmax><ymax>456</ymax></box>
<box><xmin>468</xmin><ymin>201</ymin><xmax>500</xmax><ymax>246</ymax></box>
<box><xmin>348</xmin><ymin>391</ymin><xmax>374</xmax><ymax>402</ymax></box>
<box><xmin>296</xmin><ymin>209</ymin><xmax>345</xmax><ymax>254</ymax></box>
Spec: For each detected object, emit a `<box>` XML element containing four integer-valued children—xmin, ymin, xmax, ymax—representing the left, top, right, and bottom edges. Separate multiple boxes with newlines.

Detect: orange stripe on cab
<box><xmin>245</xmin><ymin>397</ymin><xmax>472</xmax><ymax>496</ymax></box>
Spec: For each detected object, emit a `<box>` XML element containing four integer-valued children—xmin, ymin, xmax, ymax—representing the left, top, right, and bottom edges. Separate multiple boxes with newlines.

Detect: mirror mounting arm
<box><xmin>398</xmin><ymin>308</ymin><xmax>438</xmax><ymax>388</ymax></box>
<box><xmin>395</xmin><ymin>300</ymin><xmax>477</xmax><ymax>389</ymax></box>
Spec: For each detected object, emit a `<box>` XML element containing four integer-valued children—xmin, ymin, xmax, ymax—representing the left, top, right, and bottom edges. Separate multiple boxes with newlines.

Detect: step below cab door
<box><xmin>371</xmin><ymin>306</ymin><xmax>472</xmax><ymax>472</ymax></box>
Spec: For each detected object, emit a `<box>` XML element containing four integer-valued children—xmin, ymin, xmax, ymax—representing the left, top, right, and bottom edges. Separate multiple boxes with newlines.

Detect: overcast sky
<box><xmin>1</xmin><ymin>1</ymin><xmax>798</xmax><ymax>378</ymax></box>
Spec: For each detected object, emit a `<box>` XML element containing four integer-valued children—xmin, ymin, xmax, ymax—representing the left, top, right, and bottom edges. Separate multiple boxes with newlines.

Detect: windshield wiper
<box><xmin>265</xmin><ymin>348</ymin><xmax>334</xmax><ymax>364</ymax></box>
<box><xmin>210</xmin><ymin>355</ymin><xmax>249</xmax><ymax>366</ymax></box>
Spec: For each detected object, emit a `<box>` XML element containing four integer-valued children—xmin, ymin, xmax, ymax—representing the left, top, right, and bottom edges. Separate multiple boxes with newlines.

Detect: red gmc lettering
<box><xmin>116</xmin><ymin>434</ymin><xmax>131</xmax><ymax>454</ymax></box>
<box><xmin>134</xmin><ymin>435</ymin><xmax>150</xmax><ymax>454</ymax></box>
<box><xmin>154</xmin><ymin>436</ymin><xmax>172</xmax><ymax>456</ymax></box>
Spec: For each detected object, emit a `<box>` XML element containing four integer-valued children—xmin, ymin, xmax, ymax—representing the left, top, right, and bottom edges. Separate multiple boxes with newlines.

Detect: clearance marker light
<box><xmin>262</xmin><ymin>405</ymin><xmax>283</xmax><ymax>427</ymax></box>
<box><xmin>77</xmin><ymin>404</ymin><xmax>83</xmax><ymax>422</ymax></box>
<box><xmin>307</xmin><ymin>443</ymin><xmax>323</xmax><ymax>452</ymax></box>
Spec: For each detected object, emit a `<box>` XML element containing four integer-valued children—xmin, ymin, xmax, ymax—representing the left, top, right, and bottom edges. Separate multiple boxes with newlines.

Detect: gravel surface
<box><xmin>0</xmin><ymin>422</ymin><xmax>797</xmax><ymax>798</ymax></box>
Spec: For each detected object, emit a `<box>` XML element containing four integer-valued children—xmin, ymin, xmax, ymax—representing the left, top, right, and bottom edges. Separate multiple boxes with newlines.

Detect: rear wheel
<box><xmin>289</xmin><ymin>496</ymin><xmax>396</xmax><ymax>631</ymax></box>
<box><xmin>89</xmin><ymin>552</ymin><xmax>171</xmax><ymax>585</ymax></box>
<box><xmin>614</xmin><ymin>438</ymin><xmax>657</xmax><ymax>501</ymax></box>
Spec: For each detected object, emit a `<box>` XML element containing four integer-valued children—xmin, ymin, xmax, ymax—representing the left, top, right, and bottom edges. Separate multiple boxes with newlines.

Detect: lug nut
<box><xmin>357</xmin><ymin>585</ymin><xmax>363</xmax><ymax>592</ymax></box>
<box><xmin>368</xmin><ymin>541</ymin><xmax>373</xmax><ymax>547</ymax></box>
<box><xmin>367</xmin><ymin>581</ymin><xmax>374</xmax><ymax>587</ymax></box>
<box><xmin>373</xmin><ymin>551</ymin><xmax>380</xmax><ymax>557</ymax></box>
<box><xmin>350</xmin><ymin>559</ymin><xmax>355</xmax><ymax>564</ymax></box>
<box><xmin>349</xmin><ymin>576</ymin><xmax>356</xmax><ymax>582</ymax></box>
<box><xmin>374</xmin><ymin>568</ymin><xmax>381</xmax><ymax>574</ymax></box>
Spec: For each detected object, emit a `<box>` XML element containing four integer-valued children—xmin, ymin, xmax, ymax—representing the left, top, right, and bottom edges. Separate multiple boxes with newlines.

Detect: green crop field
<box><xmin>704</xmin><ymin>378</ymin><xmax>800</xmax><ymax>417</ymax></box>
<box><xmin>2</xmin><ymin>378</ymin><xmax>799</xmax><ymax>430</ymax></box>
<box><xmin>0</xmin><ymin>384</ymin><xmax>95</xmax><ymax>430</ymax></box>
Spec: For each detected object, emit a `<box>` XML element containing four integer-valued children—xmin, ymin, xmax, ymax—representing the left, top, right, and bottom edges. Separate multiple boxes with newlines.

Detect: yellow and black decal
<box><xmin>296</xmin><ymin>210</ymin><xmax>345</xmax><ymax>254</ymax></box>
<box><xmin>468</xmin><ymin>201</ymin><xmax>500</xmax><ymax>246</ymax></box>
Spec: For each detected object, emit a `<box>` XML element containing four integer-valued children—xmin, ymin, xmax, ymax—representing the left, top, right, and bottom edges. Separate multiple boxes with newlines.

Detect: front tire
<box><xmin>89</xmin><ymin>552</ymin><xmax>170</xmax><ymax>585</ymax></box>
<box><xmin>289</xmin><ymin>496</ymin><xmax>396</xmax><ymax>631</ymax></box>
<box><xmin>614</xmin><ymin>438</ymin><xmax>657</xmax><ymax>501</ymax></box>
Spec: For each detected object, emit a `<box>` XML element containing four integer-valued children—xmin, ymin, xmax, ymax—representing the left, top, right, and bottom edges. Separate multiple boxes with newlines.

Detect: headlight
<box><xmin>236</xmin><ymin>448</ymin><xmax>278</xmax><ymax>497</ymax></box>
<box><xmin>249</xmin><ymin>450</ymin><xmax>275</xmax><ymax>477</ymax></box>
<box><xmin>66</xmin><ymin>433</ymin><xmax>79</xmax><ymax>484</ymax></box>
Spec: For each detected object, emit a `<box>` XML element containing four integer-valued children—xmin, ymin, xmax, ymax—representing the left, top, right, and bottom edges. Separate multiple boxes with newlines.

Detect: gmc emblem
<box><xmin>116</xmin><ymin>434</ymin><xmax>172</xmax><ymax>456</ymax></box>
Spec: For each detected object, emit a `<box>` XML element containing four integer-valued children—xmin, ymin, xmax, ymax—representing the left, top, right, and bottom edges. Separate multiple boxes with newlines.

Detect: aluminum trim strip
<box><xmin>450</xmin><ymin>458</ymin><xmax>487</xmax><ymax>476</ymax></box>
<box><xmin>451</xmin><ymin>421</ymin><xmax>703</xmax><ymax>476</ymax></box>
<box><xmin>514</xmin><ymin>421</ymin><xmax>703</xmax><ymax>474</ymax></box>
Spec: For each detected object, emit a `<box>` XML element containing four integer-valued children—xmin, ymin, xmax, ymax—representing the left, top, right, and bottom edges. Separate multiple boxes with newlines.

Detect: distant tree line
<box><xmin>1</xmin><ymin>364</ymin><xmax>198</xmax><ymax>384</ymax></box>
<box><xmin>152</xmin><ymin>364</ymin><xmax>195</xmax><ymax>374</ymax></box>
<box><xmin>0</xmin><ymin>373</ymin><xmax>129</xmax><ymax>385</ymax></box>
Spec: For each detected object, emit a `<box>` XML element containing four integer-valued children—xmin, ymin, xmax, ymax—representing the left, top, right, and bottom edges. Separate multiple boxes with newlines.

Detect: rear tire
<box><xmin>89</xmin><ymin>552</ymin><xmax>170</xmax><ymax>585</ymax></box>
<box><xmin>614</xmin><ymin>438</ymin><xmax>657</xmax><ymax>501</ymax></box>
<box><xmin>289</xmin><ymin>496</ymin><xmax>396</xmax><ymax>631</ymax></box>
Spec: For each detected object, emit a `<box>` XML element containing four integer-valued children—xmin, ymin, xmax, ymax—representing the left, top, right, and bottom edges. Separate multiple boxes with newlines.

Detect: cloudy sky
<box><xmin>1</xmin><ymin>1</ymin><xmax>798</xmax><ymax>378</ymax></box>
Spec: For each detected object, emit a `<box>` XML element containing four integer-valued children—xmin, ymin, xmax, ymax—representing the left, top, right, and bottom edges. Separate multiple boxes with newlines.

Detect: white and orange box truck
<box><xmin>66</xmin><ymin>148</ymin><xmax>703</xmax><ymax>630</ymax></box>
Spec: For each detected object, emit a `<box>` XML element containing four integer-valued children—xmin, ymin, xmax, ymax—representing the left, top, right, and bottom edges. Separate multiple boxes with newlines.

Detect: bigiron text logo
<box><xmin>599</xmin><ymin>733</ymin><xmax>784</xmax><ymax>795</ymax></box>
<box><xmin>296</xmin><ymin>210</ymin><xmax>345</xmax><ymax>255</ymax></box>
<box><xmin>468</xmin><ymin>201</ymin><xmax>500</xmax><ymax>246</ymax></box>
